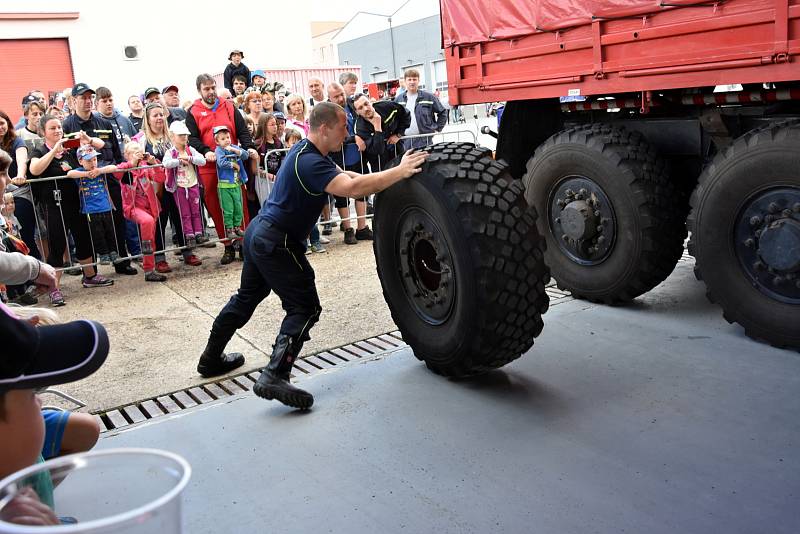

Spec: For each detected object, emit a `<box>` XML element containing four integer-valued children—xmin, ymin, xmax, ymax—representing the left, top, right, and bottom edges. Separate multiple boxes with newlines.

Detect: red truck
<box><xmin>373</xmin><ymin>0</ymin><xmax>799</xmax><ymax>376</ymax></box>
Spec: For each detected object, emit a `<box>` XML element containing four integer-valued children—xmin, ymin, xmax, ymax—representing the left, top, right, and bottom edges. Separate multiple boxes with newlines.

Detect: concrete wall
<box><xmin>336</xmin><ymin>15</ymin><xmax>446</xmax><ymax>95</ymax></box>
<box><xmin>0</xmin><ymin>0</ymin><xmax>312</xmax><ymax>112</ymax></box>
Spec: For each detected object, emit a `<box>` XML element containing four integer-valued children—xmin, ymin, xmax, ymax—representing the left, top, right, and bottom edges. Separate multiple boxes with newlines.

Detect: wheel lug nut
<box><xmin>768</xmin><ymin>202</ymin><xmax>779</xmax><ymax>214</ymax></box>
<box><xmin>561</xmin><ymin>234</ymin><xmax>569</xmax><ymax>241</ymax></box>
<box><xmin>750</xmin><ymin>216</ymin><xmax>762</xmax><ymax>227</ymax></box>
<box><xmin>596</xmin><ymin>225</ymin><xmax>603</xmax><ymax>233</ymax></box>
<box><xmin>579</xmin><ymin>188</ymin><xmax>588</xmax><ymax>196</ymax></box>
<box><xmin>744</xmin><ymin>238</ymin><xmax>755</xmax><ymax>247</ymax></box>
<box><xmin>575</xmin><ymin>193</ymin><xmax>584</xmax><ymax>200</ymax></box>
<box><xmin>753</xmin><ymin>261</ymin><xmax>765</xmax><ymax>271</ymax></box>
<box><xmin>565</xmin><ymin>189</ymin><xmax>573</xmax><ymax>196</ymax></box>
<box><xmin>782</xmin><ymin>209</ymin><xmax>792</xmax><ymax>217</ymax></box>
<box><xmin>594</xmin><ymin>210</ymin><xmax>601</xmax><ymax>217</ymax></box>
<box><xmin>555</xmin><ymin>217</ymin><xmax>561</xmax><ymax>224</ymax></box>
<box><xmin>774</xmin><ymin>276</ymin><xmax>784</xmax><ymax>285</ymax></box>
<box><xmin>597</xmin><ymin>236</ymin><xmax>606</xmax><ymax>244</ymax></box>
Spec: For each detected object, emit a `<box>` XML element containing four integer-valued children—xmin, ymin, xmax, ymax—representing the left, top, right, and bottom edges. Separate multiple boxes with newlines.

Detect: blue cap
<box><xmin>251</xmin><ymin>70</ymin><xmax>266</xmax><ymax>83</ymax></box>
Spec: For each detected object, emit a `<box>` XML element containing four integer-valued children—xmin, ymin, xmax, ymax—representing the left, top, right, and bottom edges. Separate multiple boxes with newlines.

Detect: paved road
<box><xmin>98</xmin><ymin>262</ymin><xmax>800</xmax><ymax>533</ymax></box>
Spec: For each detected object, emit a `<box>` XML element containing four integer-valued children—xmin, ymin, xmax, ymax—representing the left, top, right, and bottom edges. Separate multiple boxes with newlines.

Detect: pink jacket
<box><xmin>113</xmin><ymin>162</ymin><xmax>161</xmax><ymax>219</ymax></box>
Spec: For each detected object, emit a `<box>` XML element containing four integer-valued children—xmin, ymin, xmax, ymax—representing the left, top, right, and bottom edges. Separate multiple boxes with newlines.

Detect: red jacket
<box><xmin>113</xmin><ymin>162</ymin><xmax>161</xmax><ymax>219</ymax></box>
<box><xmin>188</xmin><ymin>98</ymin><xmax>240</xmax><ymax>178</ymax></box>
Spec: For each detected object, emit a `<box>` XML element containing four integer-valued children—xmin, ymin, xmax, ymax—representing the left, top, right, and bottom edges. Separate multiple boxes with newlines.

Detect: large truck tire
<box><xmin>688</xmin><ymin>119</ymin><xmax>800</xmax><ymax>350</ymax></box>
<box><xmin>373</xmin><ymin>143</ymin><xmax>550</xmax><ymax>377</ymax></box>
<box><xmin>523</xmin><ymin>124</ymin><xmax>687</xmax><ymax>303</ymax></box>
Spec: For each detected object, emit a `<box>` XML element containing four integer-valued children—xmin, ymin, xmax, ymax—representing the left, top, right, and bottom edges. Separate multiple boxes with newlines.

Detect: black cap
<box><xmin>144</xmin><ymin>87</ymin><xmax>161</xmax><ymax>99</ymax></box>
<box><xmin>162</xmin><ymin>85</ymin><xmax>179</xmax><ymax>94</ymax></box>
<box><xmin>72</xmin><ymin>83</ymin><xmax>95</xmax><ymax>97</ymax></box>
<box><xmin>0</xmin><ymin>302</ymin><xmax>109</xmax><ymax>393</ymax></box>
<box><xmin>21</xmin><ymin>93</ymin><xmax>38</xmax><ymax>107</ymax></box>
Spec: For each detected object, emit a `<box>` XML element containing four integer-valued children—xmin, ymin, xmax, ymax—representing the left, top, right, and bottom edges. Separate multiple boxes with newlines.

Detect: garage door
<box><xmin>0</xmin><ymin>39</ymin><xmax>74</xmax><ymax>124</ymax></box>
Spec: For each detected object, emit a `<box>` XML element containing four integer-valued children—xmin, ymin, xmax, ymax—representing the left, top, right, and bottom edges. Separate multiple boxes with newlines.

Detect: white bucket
<box><xmin>0</xmin><ymin>448</ymin><xmax>191</xmax><ymax>533</ymax></box>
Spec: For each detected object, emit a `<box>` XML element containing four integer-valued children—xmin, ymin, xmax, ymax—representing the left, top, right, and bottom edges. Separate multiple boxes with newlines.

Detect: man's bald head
<box><xmin>327</xmin><ymin>82</ymin><xmax>345</xmax><ymax>107</ymax></box>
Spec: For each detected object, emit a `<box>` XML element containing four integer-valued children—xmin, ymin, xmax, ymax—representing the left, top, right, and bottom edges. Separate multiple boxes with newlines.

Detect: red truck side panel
<box><xmin>443</xmin><ymin>0</ymin><xmax>799</xmax><ymax>105</ymax></box>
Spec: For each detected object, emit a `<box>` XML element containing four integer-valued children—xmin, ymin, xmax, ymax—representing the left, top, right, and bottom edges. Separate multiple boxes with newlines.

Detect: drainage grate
<box><xmin>94</xmin><ymin>331</ymin><xmax>407</xmax><ymax>432</ymax></box>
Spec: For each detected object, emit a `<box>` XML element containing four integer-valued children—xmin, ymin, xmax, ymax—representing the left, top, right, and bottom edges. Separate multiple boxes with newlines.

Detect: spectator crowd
<box><xmin>0</xmin><ymin>49</ymin><xmax>449</xmax><ymax>308</ymax></box>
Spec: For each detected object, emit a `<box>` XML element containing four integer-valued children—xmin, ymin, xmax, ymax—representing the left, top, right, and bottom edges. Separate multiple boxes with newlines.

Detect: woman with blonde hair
<box><xmin>283</xmin><ymin>94</ymin><xmax>308</xmax><ymax>137</ymax></box>
<box><xmin>132</xmin><ymin>102</ymin><xmax>201</xmax><ymax>270</ymax></box>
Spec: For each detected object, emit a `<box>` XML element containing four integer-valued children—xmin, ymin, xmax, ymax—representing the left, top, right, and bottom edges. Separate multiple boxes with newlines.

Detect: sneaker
<box><xmin>322</xmin><ymin>223</ymin><xmax>333</xmax><ymax>236</ymax></box>
<box><xmin>195</xmin><ymin>234</ymin><xmax>210</xmax><ymax>244</ymax></box>
<box><xmin>220</xmin><ymin>247</ymin><xmax>236</xmax><ymax>265</ymax></box>
<box><xmin>304</xmin><ymin>246</ymin><xmax>312</xmax><ymax>255</ymax></box>
<box><xmin>319</xmin><ymin>236</ymin><xmax>331</xmax><ymax>245</ymax></box>
<box><xmin>344</xmin><ymin>228</ymin><xmax>357</xmax><ymax>245</ymax></box>
<box><xmin>145</xmin><ymin>271</ymin><xmax>167</xmax><ymax>282</ymax></box>
<box><xmin>98</xmin><ymin>254</ymin><xmax>112</xmax><ymax>265</ymax></box>
<box><xmin>155</xmin><ymin>261</ymin><xmax>172</xmax><ymax>273</ymax></box>
<box><xmin>225</xmin><ymin>228</ymin><xmax>237</xmax><ymax>240</ymax></box>
<box><xmin>49</xmin><ymin>288</ymin><xmax>65</xmax><ymax>307</ymax></box>
<box><xmin>109</xmin><ymin>251</ymin><xmax>120</xmax><ymax>263</ymax></box>
<box><xmin>355</xmin><ymin>226</ymin><xmax>374</xmax><ymax>241</ymax></box>
<box><xmin>11</xmin><ymin>287</ymin><xmax>38</xmax><ymax>306</ymax></box>
<box><xmin>184</xmin><ymin>254</ymin><xmax>202</xmax><ymax>266</ymax></box>
<box><xmin>115</xmin><ymin>264</ymin><xmax>138</xmax><ymax>275</ymax></box>
<box><xmin>81</xmin><ymin>274</ymin><xmax>114</xmax><ymax>288</ymax></box>
<box><xmin>311</xmin><ymin>242</ymin><xmax>327</xmax><ymax>253</ymax></box>
<box><xmin>234</xmin><ymin>228</ymin><xmax>245</xmax><ymax>237</ymax></box>
<box><xmin>141</xmin><ymin>241</ymin><xmax>154</xmax><ymax>255</ymax></box>
<box><xmin>65</xmin><ymin>265</ymin><xmax>82</xmax><ymax>276</ymax></box>
<box><xmin>185</xmin><ymin>234</ymin><xmax>197</xmax><ymax>247</ymax></box>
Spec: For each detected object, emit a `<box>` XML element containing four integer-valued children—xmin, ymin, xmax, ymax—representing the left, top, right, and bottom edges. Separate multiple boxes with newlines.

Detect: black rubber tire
<box><xmin>523</xmin><ymin>124</ymin><xmax>687</xmax><ymax>303</ymax></box>
<box><xmin>373</xmin><ymin>142</ymin><xmax>550</xmax><ymax>377</ymax></box>
<box><xmin>688</xmin><ymin>119</ymin><xmax>800</xmax><ymax>350</ymax></box>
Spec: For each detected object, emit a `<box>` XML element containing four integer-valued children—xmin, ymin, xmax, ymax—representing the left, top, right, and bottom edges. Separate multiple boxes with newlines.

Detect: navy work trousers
<box><xmin>210</xmin><ymin>217</ymin><xmax>321</xmax><ymax>349</ymax></box>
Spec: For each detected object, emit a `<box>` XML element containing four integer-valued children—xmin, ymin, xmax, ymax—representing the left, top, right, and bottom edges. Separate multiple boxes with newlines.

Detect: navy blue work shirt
<box><xmin>260</xmin><ymin>138</ymin><xmax>339</xmax><ymax>245</ymax></box>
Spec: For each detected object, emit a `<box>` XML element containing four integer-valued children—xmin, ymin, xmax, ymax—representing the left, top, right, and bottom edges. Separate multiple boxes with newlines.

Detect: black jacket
<box><xmin>224</xmin><ymin>63</ymin><xmax>252</xmax><ymax>94</ymax></box>
<box><xmin>62</xmin><ymin>113</ymin><xmax>124</xmax><ymax>164</ymax></box>
<box><xmin>354</xmin><ymin>101</ymin><xmax>410</xmax><ymax>169</ymax></box>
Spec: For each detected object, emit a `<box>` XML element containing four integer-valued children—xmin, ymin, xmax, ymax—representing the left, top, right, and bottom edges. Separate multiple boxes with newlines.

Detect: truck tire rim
<box><xmin>548</xmin><ymin>176</ymin><xmax>616</xmax><ymax>266</ymax></box>
<box><xmin>735</xmin><ymin>186</ymin><xmax>800</xmax><ymax>304</ymax></box>
<box><xmin>396</xmin><ymin>207</ymin><xmax>456</xmax><ymax>325</ymax></box>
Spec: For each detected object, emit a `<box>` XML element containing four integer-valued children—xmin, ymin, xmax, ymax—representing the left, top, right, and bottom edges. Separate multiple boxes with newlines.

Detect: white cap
<box><xmin>169</xmin><ymin>120</ymin><xmax>190</xmax><ymax>136</ymax></box>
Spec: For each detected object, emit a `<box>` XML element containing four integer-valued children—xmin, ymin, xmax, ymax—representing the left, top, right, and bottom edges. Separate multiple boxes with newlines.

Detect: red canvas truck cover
<box><xmin>441</xmin><ymin>0</ymin><xmax>800</xmax><ymax>104</ymax></box>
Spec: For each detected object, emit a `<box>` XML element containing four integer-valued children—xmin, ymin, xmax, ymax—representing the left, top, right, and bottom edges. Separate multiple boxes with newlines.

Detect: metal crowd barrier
<box><xmin>10</xmin><ymin>128</ymin><xmax>480</xmax><ymax>275</ymax></box>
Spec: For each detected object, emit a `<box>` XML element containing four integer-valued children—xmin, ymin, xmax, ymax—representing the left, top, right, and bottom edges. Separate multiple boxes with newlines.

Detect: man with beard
<box><xmin>186</xmin><ymin>73</ymin><xmax>258</xmax><ymax>264</ymax></box>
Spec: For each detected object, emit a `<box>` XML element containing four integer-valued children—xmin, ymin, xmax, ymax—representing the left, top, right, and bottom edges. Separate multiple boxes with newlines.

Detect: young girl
<box><xmin>162</xmin><ymin>121</ymin><xmax>207</xmax><ymax>249</ymax></box>
<box><xmin>253</xmin><ymin>113</ymin><xmax>284</xmax><ymax>207</ymax></box>
<box><xmin>114</xmin><ymin>142</ymin><xmax>166</xmax><ymax>282</ymax></box>
<box><xmin>67</xmin><ymin>147</ymin><xmax>119</xmax><ymax>265</ymax></box>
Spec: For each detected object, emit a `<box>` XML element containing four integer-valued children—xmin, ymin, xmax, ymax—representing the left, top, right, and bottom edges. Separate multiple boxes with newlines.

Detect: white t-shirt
<box><xmin>405</xmin><ymin>92</ymin><xmax>419</xmax><ymax>136</ymax></box>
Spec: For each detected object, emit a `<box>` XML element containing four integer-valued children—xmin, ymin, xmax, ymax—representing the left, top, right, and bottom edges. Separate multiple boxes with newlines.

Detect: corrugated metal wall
<box><xmin>214</xmin><ymin>66</ymin><xmax>363</xmax><ymax>97</ymax></box>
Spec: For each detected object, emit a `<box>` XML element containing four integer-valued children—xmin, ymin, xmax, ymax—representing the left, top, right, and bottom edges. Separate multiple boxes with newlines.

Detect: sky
<box><xmin>310</xmin><ymin>0</ymin><xmax>440</xmax><ymax>40</ymax></box>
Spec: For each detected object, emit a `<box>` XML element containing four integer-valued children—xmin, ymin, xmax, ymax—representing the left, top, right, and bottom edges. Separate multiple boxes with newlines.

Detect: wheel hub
<box><xmin>735</xmin><ymin>187</ymin><xmax>800</xmax><ymax>304</ymax></box>
<box><xmin>396</xmin><ymin>209</ymin><xmax>455</xmax><ymax>325</ymax></box>
<box><xmin>549</xmin><ymin>177</ymin><xmax>615</xmax><ymax>266</ymax></box>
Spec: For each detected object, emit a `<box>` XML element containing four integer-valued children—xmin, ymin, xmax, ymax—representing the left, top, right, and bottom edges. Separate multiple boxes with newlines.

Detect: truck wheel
<box><xmin>688</xmin><ymin>119</ymin><xmax>800</xmax><ymax>350</ymax></box>
<box><xmin>373</xmin><ymin>142</ymin><xmax>550</xmax><ymax>377</ymax></box>
<box><xmin>523</xmin><ymin>124</ymin><xmax>686</xmax><ymax>303</ymax></box>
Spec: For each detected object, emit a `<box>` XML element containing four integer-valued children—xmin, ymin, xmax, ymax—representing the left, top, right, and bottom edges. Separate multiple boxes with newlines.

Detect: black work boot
<box><xmin>253</xmin><ymin>334</ymin><xmax>314</xmax><ymax>409</ymax></box>
<box><xmin>196</xmin><ymin>337</ymin><xmax>245</xmax><ymax>378</ymax></box>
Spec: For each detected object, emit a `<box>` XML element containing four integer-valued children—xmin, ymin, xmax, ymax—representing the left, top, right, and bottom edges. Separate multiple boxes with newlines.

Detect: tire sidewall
<box><xmin>374</xmin><ymin>167</ymin><xmax>479</xmax><ymax>362</ymax></box>
<box><xmin>526</xmin><ymin>142</ymin><xmax>644</xmax><ymax>298</ymax></box>
<box><xmin>693</xmin><ymin>143</ymin><xmax>800</xmax><ymax>338</ymax></box>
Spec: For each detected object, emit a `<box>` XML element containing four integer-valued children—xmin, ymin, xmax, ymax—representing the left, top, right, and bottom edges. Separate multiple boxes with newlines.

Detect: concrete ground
<box><xmin>49</xmin><ymin>116</ymin><xmax>498</xmax><ymax>413</ymax></box>
<box><xmin>95</xmin><ymin>261</ymin><xmax>800</xmax><ymax>534</ymax></box>
<box><xmin>53</xmin><ymin>228</ymin><xmax>393</xmax><ymax>412</ymax></box>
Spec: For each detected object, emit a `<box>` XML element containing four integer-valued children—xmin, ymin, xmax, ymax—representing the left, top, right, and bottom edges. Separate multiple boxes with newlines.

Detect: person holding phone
<box><xmin>28</xmin><ymin>114</ymin><xmax>114</xmax><ymax>306</ymax></box>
